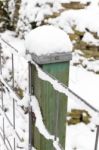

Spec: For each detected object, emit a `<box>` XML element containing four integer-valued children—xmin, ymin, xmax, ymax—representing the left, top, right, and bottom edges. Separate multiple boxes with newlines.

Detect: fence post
<box><xmin>26</xmin><ymin>26</ymin><xmax>72</xmax><ymax>150</ymax></box>
<box><xmin>31</xmin><ymin>53</ymin><xmax>71</xmax><ymax>150</ymax></box>
<box><xmin>94</xmin><ymin>125</ymin><xmax>99</xmax><ymax>150</ymax></box>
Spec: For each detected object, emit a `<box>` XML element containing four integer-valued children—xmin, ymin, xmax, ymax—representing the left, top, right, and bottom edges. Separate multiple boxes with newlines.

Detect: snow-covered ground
<box><xmin>69</xmin><ymin>64</ymin><xmax>99</xmax><ymax>111</ymax></box>
<box><xmin>67</xmin><ymin>64</ymin><xmax>99</xmax><ymax>150</ymax></box>
<box><xmin>48</xmin><ymin>0</ymin><xmax>99</xmax><ymax>35</ymax></box>
<box><xmin>0</xmin><ymin>0</ymin><xmax>99</xmax><ymax>149</ymax></box>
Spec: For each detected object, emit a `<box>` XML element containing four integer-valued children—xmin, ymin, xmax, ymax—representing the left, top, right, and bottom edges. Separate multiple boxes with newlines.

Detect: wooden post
<box><xmin>30</xmin><ymin>52</ymin><xmax>72</xmax><ymax>150</ymax></box>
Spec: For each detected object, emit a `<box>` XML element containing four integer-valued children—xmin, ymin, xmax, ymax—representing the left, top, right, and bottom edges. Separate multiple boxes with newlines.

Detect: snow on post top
<box><xmin>25</xmin><ymin>25</ymin><xmax>72</xmax><ymax>56</ymax></box>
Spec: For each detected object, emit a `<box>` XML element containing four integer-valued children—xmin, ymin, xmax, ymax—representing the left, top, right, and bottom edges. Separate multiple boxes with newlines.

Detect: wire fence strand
<box><xmin>12</xmin><ymin>54</ymin><xmax>16</xmax><ymax>150</ymax></box>
<box><xmin>0</xmin><ymin>127</ymin><xmax>13</xmax><ymax>150</ymax></box>
<box><xmin>0</xmin><ymin>131</ymin><xmax>9</xmax><ymax>150</ymax></box>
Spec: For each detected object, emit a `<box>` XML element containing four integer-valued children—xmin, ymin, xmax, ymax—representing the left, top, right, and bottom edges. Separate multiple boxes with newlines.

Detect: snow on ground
<box><xmin>66</xmin><ymin>64</ymin><xmax>99</xmax><ymax>150</ymax></box>
<box><xmin>83</xmin><ymin>59</ymin><xmax>99</xmax><ymax>73</ymax></box>
<box><xmin>72</xmin><ymin>50</ymin><xmax>99</xmax><ymax>73</ymax></box>
<box><xmin>66</xmin><ymin>123</ymin><xmax>97</xmax><ymax>150</ymax></box>
<box><xmin>0</xmin><ymin>0</ymin><xmax>99</xmax><ymax>150</ymax></box>
<box><xmin>17</xmin><ymin>0</ymin><xmax>97</xmax><ymax>37</ymax></box>
<box><xmin>48</xmin><ymin>0</ymin><xmax>99</xmax><ymax>36</ymax></box>
<box><xmin>1</xmin><ymin>0</ymin><xmax>99</xmax><ymax>148</ymax></box>
<box><xmin>82</xmin><ymin>32</ymin><xmax>99</xmax><ymax>46</ymax></box>
<box><xmin>69</xmin><ymin>65</ymin><xmax>99</xmax><ymax>111</ymax></box>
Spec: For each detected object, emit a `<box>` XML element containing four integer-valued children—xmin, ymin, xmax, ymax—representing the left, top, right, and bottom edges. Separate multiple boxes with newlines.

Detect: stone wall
<box><xmin>69</xmin><ymin>30</ymin><xmax>99</xmax><ymax>51</ymax></box>
<box><xmin>61</xmin><ymin>1</ymin><xmax>90</xmax><ymax>10</ymax></box>
<box><xmin>67</xmin><ymin>109</ymin><xmax>91</xmax><ymax>125</ymax></box>
<box><xmin>61</xmin><ymin>1</ymin><xmax>99</xmax><ymax>59</ymax></box>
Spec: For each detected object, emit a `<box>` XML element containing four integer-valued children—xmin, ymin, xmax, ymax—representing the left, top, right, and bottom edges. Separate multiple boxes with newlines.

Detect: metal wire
<box><xmin>0</xmin><ymin>127</ymin><xmax>13</xmax><ymax>150</ymax></box>
<box><xmin>0</xmin><ymin>131</ymin><xmax>9</xmax><ymax>150</ymax></box>
<box><xmin>0</xmin><ymin>105</ymin><xmax>22</xmax><ymax>142</ymax></box>
<box><xmin>12</xmin><ymin>54</ymin><xmax>16</xmax><ymax>150</ymax></box>
<box><xmin>28</xmin><ymin>62</ymin><xmax>32</xmax><ymax>150</ymax></box>
<box><xmin>0</xmin><ymin>74</ymin><xmax>26</xmax><ymax>118</ymax></box>
<box><xmin>0</xmin><ymin>36</ymin><xmax>18</xmax><ymax>53</ymax></box>
<box><xmin>0</xmin><ymin>38</ymin><xmax>23</xmax><ymax>149</ymax></box>
<box><xmin>0</xmin><ymin>43</ymin><xmax>5</xmax><ymax>144</ymax></box>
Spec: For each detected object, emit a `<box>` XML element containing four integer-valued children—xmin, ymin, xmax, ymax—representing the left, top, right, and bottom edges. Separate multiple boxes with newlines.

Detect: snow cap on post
<box><xmin>25</xmin><ymin>25</ymin><xmax>72</xmax><ymax>64</ymax></box>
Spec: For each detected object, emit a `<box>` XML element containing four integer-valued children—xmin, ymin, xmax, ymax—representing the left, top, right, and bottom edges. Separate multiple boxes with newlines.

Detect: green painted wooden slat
<box><xmin>31</xmin><ymin>62</ymin><xmax>70</xmax><ymax>150</ymax></box>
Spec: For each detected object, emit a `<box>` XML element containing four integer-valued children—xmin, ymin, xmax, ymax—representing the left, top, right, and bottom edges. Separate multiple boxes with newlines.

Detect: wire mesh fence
<box><xmin>0</xmin><ymin>43</ymin><xmax>23</xmax><ymax>150</ymax></box>
<box><xmin>0</xmin><ymin>36</ymin><xmax>99</xmax><ymax>150</ymax></box>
